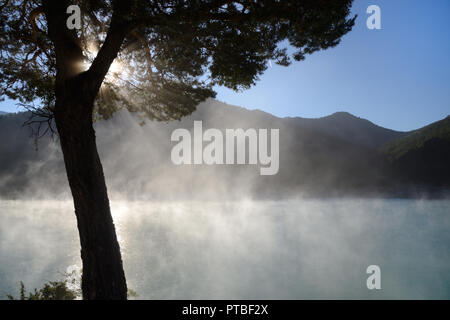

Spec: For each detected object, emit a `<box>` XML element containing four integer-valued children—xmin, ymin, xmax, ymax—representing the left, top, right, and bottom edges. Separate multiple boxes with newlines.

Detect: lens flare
<box><xmin>83</xmin><ymin>42</ymin><xmax>124</xmax><ymax>83</ymax></box>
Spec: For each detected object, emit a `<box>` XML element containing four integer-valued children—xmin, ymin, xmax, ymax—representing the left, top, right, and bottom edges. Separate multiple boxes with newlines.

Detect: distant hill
<box><xmin>286</xmin><ymin>111</ymin><xmax>406</xmax><ymax>149</ymax></box>
<box><xmin>0</xmin><ymin>111</ymin><xmax>8</xmax><ymax>115</ymax></box>
<box><xmin>381</xmin><ymin>116</ymin><xmax>450</xmax><ymax>187</ymax></box>
<box><xmin>382</xmin><ymin>116</ymin><xmax>450</xmax><ymax>159</ymax></box>
<box><xmin>0</xmin><ymin>99</ymin><xmax>448</xmax><ymax>199</ymax></box>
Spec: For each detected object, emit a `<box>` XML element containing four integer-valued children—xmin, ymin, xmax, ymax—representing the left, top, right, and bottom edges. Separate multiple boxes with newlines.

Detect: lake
<box><xmin>0</xmin><ymin>199</ymin><xmax>449</xmax><ymax>299</ymax></box>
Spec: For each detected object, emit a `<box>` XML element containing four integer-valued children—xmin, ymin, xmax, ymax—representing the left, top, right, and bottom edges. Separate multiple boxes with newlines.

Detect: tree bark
<box><xmin>54</xmin><ymin>93</ymin><xmax>127</xmax><ymax>300</ymax></box>
<box><xmin>42</xmin><ymin>0</ymin><xmax>135</xmax><ymax>299</ymax></box>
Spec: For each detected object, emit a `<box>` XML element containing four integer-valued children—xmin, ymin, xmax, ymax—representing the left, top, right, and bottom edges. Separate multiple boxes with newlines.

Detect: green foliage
<box><xmin>127</xmin><ymin>288</ymin><xmax>138</xmax><ymax>299</ymax></box>
<box><xmin>382</xmin><ymin>116</ymin><xmax>450</xmax><ymax>160</ymax></box>
<box><xmin>6</xmin><ymin>281</ymin><xmax>78</xmax><ymax>300</ymax></box>
<box><xmin>6</xmin><ymin>278</ymin><xmax>138</xmax><ymax>300</ymax></box>
<box><xmin>0</xmin><ymin>0</ymin><xmax>56</xmax><ymax>108</ymax></box>
<box><xmin>0</xmin><ymin>0</ymin><xmax>356</xmax><ymax>123</ymax></box>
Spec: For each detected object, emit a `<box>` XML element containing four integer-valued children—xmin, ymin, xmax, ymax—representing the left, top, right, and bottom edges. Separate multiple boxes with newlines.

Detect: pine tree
<box><xmin>0</xmin><ymin>0</ymin><xmax>356</xmax><ymax>299</ymax></box>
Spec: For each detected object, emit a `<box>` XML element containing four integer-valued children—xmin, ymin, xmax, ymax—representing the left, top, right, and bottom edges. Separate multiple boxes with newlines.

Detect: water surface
<box><xmin>0</xmin><ymin>199</ymin><xmax>449</xmax><ymax>299</ymax></box>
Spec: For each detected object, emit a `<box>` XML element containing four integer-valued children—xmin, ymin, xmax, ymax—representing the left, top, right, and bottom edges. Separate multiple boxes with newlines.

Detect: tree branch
<box><xmin>28</xmin><ymin>5</ymin><xmax>45</xmax><ymax>41</ymax></box>
<box><xmin>0</xmin><ymin>0</ymin><xmax>9</xmax><ymax>13</ymax></box>
<box><xmin>131</xmin><ymin>29</ymin><xmax>155</xmax><ymax>86</ymax></box>
<box><xmin>86</xmin><ymin>0</ymin><xmax>136</xmax><ymax>94</ymax></box>
<box><xmin>43</xmin><ymin>0</ymin><xmax>84</xmax><ymax>79</ymax></box>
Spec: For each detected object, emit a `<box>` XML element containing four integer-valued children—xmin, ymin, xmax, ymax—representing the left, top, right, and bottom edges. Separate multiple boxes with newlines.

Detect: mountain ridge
<box><xmin>0</xmin><ymin>99</ymin><xmax>448</xmax><ymax>199</ymax></box>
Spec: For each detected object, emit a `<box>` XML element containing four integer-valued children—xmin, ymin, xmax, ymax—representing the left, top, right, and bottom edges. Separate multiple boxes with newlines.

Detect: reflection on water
<box><xmin>0</xmin><ymin>199</ymin><xmax>449</xmax><ymax>299</ymax></box>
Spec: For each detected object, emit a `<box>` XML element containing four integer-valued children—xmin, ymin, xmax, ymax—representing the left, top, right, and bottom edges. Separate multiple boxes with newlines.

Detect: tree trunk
<box><xmin>54</xmin><ymin>95</ymin><xmax>127</xmax><ymax>300</ymax></box>
<box><xmin>41</xmin><ymin>0</ymin><xmax>134</xmax><ymax>300</ymax></box>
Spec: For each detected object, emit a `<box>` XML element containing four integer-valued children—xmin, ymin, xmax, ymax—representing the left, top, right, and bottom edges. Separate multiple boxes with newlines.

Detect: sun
<box><xmin>109</xmin><ymin>59</ymin><xmax>123</xmax><ymax>75</ymax></box>
<box><xmin>83</xmin><ymin>42</ymin><xmax>124</xmax><ymax>83</ymax></box>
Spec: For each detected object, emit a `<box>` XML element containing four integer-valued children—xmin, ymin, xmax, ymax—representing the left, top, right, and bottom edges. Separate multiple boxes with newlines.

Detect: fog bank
<box><xmin>1</xmin><ymin>199</ymin><xmax>449</xmax><ymax>299</ymax></box>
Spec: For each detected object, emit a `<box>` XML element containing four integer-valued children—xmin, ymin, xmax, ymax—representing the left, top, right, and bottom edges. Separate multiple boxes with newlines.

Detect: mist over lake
<box><xmin>1</xmin><ymin>199</ymin><xmax>449</xmax><ymax>300</ymax></box>
<box><xmin>1</xmin><ymin>104</ymin><xmax>449</xmax><ymax>299</ymax></box>
<box><xmin>2</xmin><ymin>102</ymin><xmax>449</xmax><ymax>201</ymax></box>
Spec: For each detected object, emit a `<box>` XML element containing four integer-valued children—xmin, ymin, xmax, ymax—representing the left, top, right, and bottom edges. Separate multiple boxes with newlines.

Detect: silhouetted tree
<box><xmin>0</xmin><ymin>0</ymin><xmax>355</xmax><ymax>299</ymax></box>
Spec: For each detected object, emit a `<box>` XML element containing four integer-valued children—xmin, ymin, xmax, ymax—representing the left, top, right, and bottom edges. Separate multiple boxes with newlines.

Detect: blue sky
<box><xmin>215</xmin><ymin>0</ymin><xmax>450</xmax><ymax>131</ymax></box>
<box><xmin>1</xmin><ymin>0</ymin><xmax>449</xmax><ymax>131</ymax></box>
